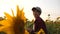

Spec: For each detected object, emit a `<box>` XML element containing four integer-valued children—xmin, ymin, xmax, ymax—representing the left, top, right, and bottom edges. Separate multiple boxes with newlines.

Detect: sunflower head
<box><xmin>0</xmin><ymin>5</ymin><xmax>26</xmax><ymax>34</ymax></box>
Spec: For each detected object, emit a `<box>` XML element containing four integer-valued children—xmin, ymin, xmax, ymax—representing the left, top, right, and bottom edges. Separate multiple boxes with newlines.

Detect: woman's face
<box><xmin>33</xmin><ymin>10</ymin><xmax>40</xmax><ymax>18</ymax></box>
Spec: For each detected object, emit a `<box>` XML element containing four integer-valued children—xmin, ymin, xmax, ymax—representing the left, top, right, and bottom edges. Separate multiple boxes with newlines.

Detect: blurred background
<box><xmin>0</xmin><ymin>0</ymin><xmax>60</xmax><ymax>34</ymax></box>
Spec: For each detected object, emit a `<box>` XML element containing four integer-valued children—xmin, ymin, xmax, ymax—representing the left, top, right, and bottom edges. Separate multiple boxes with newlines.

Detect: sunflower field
<box><xmin>0</xmin><ymin>5</ymin><xmax>60</xmax><ymax>34</ymax></box>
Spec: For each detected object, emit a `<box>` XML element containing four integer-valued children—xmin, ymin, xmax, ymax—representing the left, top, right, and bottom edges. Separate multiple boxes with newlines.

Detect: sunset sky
<box><xmin>0</xmin><ymin>0</ymin><xmax>60</xmax><ymax>21</ymax></box>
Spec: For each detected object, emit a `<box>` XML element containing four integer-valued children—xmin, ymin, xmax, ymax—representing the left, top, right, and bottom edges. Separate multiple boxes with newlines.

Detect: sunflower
<box><xmin>0</xmin><ymin>5</ymin><xmax>27</xmax><ymax>34</ymax></box>
<box><xmin>37</xmin><ymin>28</ymin><xmax>45</xmax><ymax>34</ymax></box>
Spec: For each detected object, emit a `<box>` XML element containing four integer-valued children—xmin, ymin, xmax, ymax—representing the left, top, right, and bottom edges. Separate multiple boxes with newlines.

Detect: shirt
<box><xmin>34</xmin><ymin>16</ymin><xmax>46</xmax><ymax>32</ymax></box>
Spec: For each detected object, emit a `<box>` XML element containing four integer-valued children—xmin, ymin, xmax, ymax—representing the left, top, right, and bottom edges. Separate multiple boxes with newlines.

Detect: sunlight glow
<box><xmin>0</xmin><ymin>0</ymin><xmax>60</xmax><ymax>21</ymax></box>
<box><xmin>0</xmin><ymin>0</ymin><xmax>34</xmax><ymax>21</ymax></box>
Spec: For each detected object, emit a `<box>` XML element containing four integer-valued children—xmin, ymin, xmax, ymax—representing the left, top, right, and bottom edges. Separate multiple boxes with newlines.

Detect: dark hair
<box><xmin>32</xmin><ymin>7</ymin><xmax>42</xmax><ymax>15</ymax></box>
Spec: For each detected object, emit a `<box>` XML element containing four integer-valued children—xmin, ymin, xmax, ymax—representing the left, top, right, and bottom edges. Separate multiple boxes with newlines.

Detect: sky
<box><xmin>0</xmin><ymin>0</ymin><xmax>60</xmax><ymax>21</ymax></box>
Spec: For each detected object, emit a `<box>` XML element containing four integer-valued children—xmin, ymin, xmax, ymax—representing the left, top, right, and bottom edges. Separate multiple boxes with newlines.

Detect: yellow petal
<box><xmin>37</xmin><ymin>28</ymin><xmax>45</xmax><ymax>34</ymax></box>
